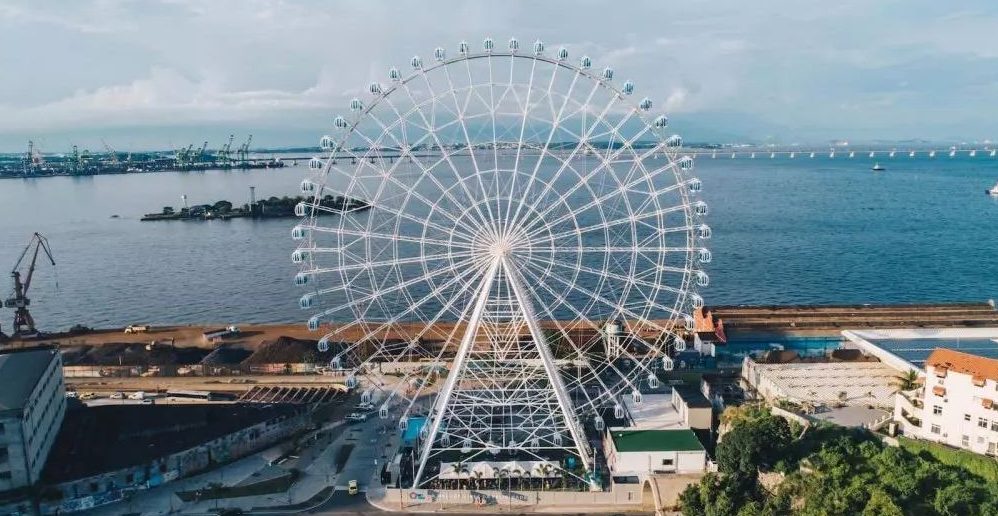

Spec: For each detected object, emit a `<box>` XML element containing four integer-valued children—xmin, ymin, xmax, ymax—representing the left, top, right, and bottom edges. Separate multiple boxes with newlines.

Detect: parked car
<box><xmin>124</xmin><ymin>324</ymin><xmax>151</xmax><ymax>334</ymax></box>
<box><xmin>65</xmin><ymin>391</ymin><xmax>79</xmax><ymax>399</ymax></box>
<box><xmin>80</xmin><ymin>392</ymin><xmax>98</xmax><ymax>400</ymax></box>
<box><xmin>348</xmin><ymin>480</ymin><xmax>359</xmax><ymax>495</ymax></box>
<box><xmin>346</xmin><ymin>413</ymin><xmax>368</xmax><ymax>422</ymax></box>
<box><xmin>357</xmin><ymin>402</ymin><xmax>375</xmax><ymax>411</ymax></box>
<box><xmin>128</xmin><ymin>391</ymin><xmax>146</xmax><ymax>400</ymax></box>
<box><xmin>109</xmin><ymin>391</ymin><xmax>125</xmax><ymax>399</ymax></box>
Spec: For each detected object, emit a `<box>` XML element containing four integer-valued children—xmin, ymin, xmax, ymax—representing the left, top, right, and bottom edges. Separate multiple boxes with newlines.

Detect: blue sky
<box><xmin>1</xmin><ymin>0</ymin><xmax>996</xmax><ymax>152</ymax></box>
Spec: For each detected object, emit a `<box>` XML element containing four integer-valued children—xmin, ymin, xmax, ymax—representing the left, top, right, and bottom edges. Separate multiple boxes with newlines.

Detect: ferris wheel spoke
<box><xmin>396</xmin><ymin>76</ymin><xmax>497</xmax><ymax>233</ymax></box>
<box><xmin>523</xmin><ymin>251</ymin><xmax>685</xmax><ymax>299</ymax></box>
<box><xmin>304</xmin><ymin>250</ymin><xmax>473</xmax><ymax>282</ymax></box>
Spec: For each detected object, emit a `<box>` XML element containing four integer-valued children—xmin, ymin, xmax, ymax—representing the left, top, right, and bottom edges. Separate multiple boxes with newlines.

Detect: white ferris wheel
<box><xmin>292</xmin><ymin>37</ymin><xmax>710</xmax><ymax>489</ymax></box>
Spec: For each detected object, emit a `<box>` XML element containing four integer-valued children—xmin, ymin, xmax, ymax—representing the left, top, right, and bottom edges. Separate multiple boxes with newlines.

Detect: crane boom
<box><xmin>4</xmin><ymin>232</ymin><xmax>56</xmax><ymax>336</ymax></box>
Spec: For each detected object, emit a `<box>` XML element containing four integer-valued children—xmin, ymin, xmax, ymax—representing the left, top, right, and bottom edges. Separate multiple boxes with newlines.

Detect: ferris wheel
<box><xmin>292</xmin><ymin>37</ymin><xmax>710</xmax><ymax>488</ymax></box>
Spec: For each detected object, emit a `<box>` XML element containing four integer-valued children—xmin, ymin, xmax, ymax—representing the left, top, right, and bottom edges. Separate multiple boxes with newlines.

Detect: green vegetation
<box><xmin>680</xmin><ymin>408</ymin><xmax>998</xmax><ymax>516</ymax></box>
<box><xmin>899</xmin><ymin>437</ymin><xmax>998</xmax><ymax>483</ymax></box>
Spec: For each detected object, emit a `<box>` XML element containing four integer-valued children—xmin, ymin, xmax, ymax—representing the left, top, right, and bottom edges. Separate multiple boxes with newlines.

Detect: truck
<box><xmin>202</xmin><ymin>325</ymin><xmax>240</xmax><ymax>343</ymax></box>
<box><xmin>348</xmin><ymin>480</ymin><xmax>359</xmax><ymax>495</ymax></box>
<box><xmin>128</xmin><ymin>391</ymin><xmax>146</xmax><ymax>400</ymax></box>
<box><xmin>124</xmin><ymin>324</ymin><xmax>151</xmax><ymax>334</ymax></box>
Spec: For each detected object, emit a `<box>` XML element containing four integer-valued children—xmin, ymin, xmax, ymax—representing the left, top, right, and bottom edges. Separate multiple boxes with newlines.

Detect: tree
<box><xmin>862</xmin><ymin>488</ymin><xmax>904</xmax><ymax>516</ymax></box>
<box><xmin>716</xmin><ymin>414</ymin><xmax>792</xmax><ymax>476</ymax></box>
<box><xmin>933</xmin><ymin>482</ymin><xmax>985</xmax><ymax>516</ymax></box>
<box><xmin>893</xmin><ymin>369</ymin><xmax>920</xmax><ymax>392</ymax></box>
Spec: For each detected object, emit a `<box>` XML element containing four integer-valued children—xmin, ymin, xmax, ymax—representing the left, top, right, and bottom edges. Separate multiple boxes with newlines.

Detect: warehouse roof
<box><xmin>0</xmin><ymin>346</ymin><xmax>58</xmax><ymax>412</ymax></box>
<box><xmin>609</xmin><ymin>429</ymin><xmax>704</xmax><ymax>453</ymax></box>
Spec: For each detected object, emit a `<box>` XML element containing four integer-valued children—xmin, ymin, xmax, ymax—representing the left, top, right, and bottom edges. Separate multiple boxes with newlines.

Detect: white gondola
<box><xmin>307</xmin><ymin>315</ymin><xmax>320</xmax><ymax>331</ymax></box>
<box><xmin>433</xmin><ymin>47</ymin><xmax>445</xmax><ymax>61</ymax></box>
<box><xmin>662</xmin><ymin>355</ymin><xmax>675</xmax><ymax>371</ymax></box>
<box><xmin>441</xmin><ymin>434</ymin><xmax>451</xmax><ymax>447</ymax></box>
<box><xmin>690</xmin><ymin>294</ymin><xmax>705</xmax><ymax>310</ymax></box>
<box><xmin>345</xmin><ymin>374</ymin><xmax>358</xmax><ymax>389</ymax></box>
<box><xmin>487</xmin><ymin>440</ymin><xmax>499</xmax><ymax>454</ymax></box>
<box><xmin>695</xmin><ymin>270</ymin><xmax>710</xmax><ymax>287</ymax></box>
<box><xmin>557</xmin><ymin>47</ymin><xmax>569</xmax><ymax>61</ymax></box>
<box><xmin>614</xmin><ymin>404</ymin><xmax>625</xmax><ymax>419</ymax></box>
<box><xmin>531</xmin><ymin>437</ymin><xmax>541</xmax><ymax>448</ymax></box>
<box><xmin>694</xmin><ymin>201</ymin><xmax>708</xmax><ymax>216</ymax></box>
<box><xmin>307</xmin><ymin>158</ymin><xmax>323</xmax><ymax>172</ymax></box>
<box><xmin>291</xmin><ymin>249</ymin><xmax>308</xmax><ymax>264</ymax></box>
<box><xmin>697</xmin><ymin>224</ymin><xmax>711</xmax><ymax>239</ymax></box>
<box><xmin>508</xmin><ymin>37</ymin><xmax>519</xmax><ymax>52</ymax></box>
<box><xmin>291</xmin><ymin>226</ymin><xmax>306</xmax><ymax>241</ymax></box>
<box><xmin>389</xmin><ymin>67</ymin><xmax>401</xmax><ymax>81</ymax></box>
<box><xmin>674</xmin><ymin>335</ymin><xmax>687</xmax><ymax>352</ymax></box>
<box><xmin>350</xmin><ymin>98</ymin><xmax>363</xmax><ymax>111</ymax></box>
<box><xmin>458</xmin><ymin>41</ymin><xmax>469</xmax><ymax>55</ymax></box>
<box><xmin>594</xmin><ymin>416</ymin><xmax>605</xmax><ymax>431</ymax></box>
<box><xmin>410</xmin><ymin>56</ymin><xmax>422</xmax><ymax>69</ymax></box>
<box><xmin>698</xmin><ymin>248</ymin><xmax>712</xmax><ymax>263</ymax></box>
<box><xmin>369</xmin><ymin>82</ymin><xmax>382</xmax><ymax>94</ymax></box>
<box><xmin>602</xmin><ymin>67</ymin><xmax>614</xmax><ymax>81</ymax></box>
<box><xmin>684</xmin><ymin>314</ymin><xmax>696</xmax><ymax>332</ymax></box>
<box><xmin>299</xmin><ymin>293</ymin><xmax>314</xmax><ymax>309</ymax></box>
<box><xmin>553</xmin><ymin>433</ymin><xmax>563</xmax><ymax>446</ymax></box>
<box><xmin>461</xmin><ymin>438</ymin><xmax>472</xmax><ymax>453</ymax></box>
<box><xmin>533</xmin><ymin>40</ymin><xmax>544</xmax><ymax>55</ymax></box>
<box><xmin>361</xmin><ymin>390</ymin><xmax>372</xmax><ymax>404</ymax></box>
<box><xmin>483</xmin><ymin>37</ymin><xmax>494</xmax><ymax>52</ymax></box>
<box><xmin>334</xmin><ymin>116</ymin><xmax>348</xmax><ymax>129</ymax></box>
<box><xmin>320</xmin><ymin>135</ymin><xmax>335</xmax><ymax>150</ymax></box>
<box><xmin>379</xmin><ymin>405</ymin><xmax>389</xmax><ymax>419</ymax></box>
<box><xmin>399</xmin><ymin>417</ymin><xmax>409</xmax><ymax>431</ymax></box>
<box><xmin>331</xmin><ymin>355</ymin><xmax>342</xmax><ymax>369</ymax></box>
<box><xmin>580</xmin><ymin>55</ymin><xmax>592</xmax><ymax>69</ymax></box>
<box><xmin>654</xmin><ymin>115</ymin><xmax>668</xmax><ymax>128</ymax></box>
<box><xmin>293</xmin><ymin>272</ymin><xmax>309</xmax><ymax>286</ymax></box>
<box><xmin>317</xmin><ymin>337</ymin><xmax>329</xmax><ymax>352</ymax></box>
<box><xmin>294</xmin><ymin>202</ymin><xmax>309</xmax><ymax>217</ymax></box>
<box><xmin>678</xmin><ymin>156</ymin><xmax>695</xmax><ymax>171</ymax></box>
<box><xmin>666</xmin><ymin>134</ymin><xmax>683</xmax><ymax>147</ymax></box>
<box><xmin>638</xmin><ymin>97</ymin><xmax>652</xmax><ymax>110</ymax></box>
<box><xmin>648</xmin><ymin>373</ymin><xmax>660</xmax><ymax>389</ymax></box>
<box><xmin>632</xmin><ymin>389</ymin><xmax>642</xmax><ymax>403</ymax></box>
<box><xmin>929</xmin><ymin>150</ymin><xmax>936</xmax><ymax>157</ymax></box>
<box><xmin>622</xmin><ymin>80</ymin><xmax>634</xmax><ymax>95</ymax></box>
<box><xmin>687</xmin><ymin>177</ymin><xmax>702</xmax><ymax>193</ymax></box>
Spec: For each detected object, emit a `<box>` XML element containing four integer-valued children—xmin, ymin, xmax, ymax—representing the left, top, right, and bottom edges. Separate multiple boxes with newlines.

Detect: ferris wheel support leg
<box><xmin>501</xmin><ymin>256</ymin><xmax>594</xmax><ymax>475</ymax></box>
<box><xmin>411</xmin><ymin>260</ymin><xmax>499</xmax><ymax>489</ymax></box>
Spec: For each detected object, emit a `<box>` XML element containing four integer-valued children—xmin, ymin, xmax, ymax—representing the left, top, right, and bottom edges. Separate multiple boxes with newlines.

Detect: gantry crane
<box><xmin>237</xmin><ymin>134</ymin><xmax>253</xmax><ymax>167</ymax></box>
<box><xmin>3</xmin><ymin>233</ymin><xmax>56</xmax><ymax>337</ymax></box>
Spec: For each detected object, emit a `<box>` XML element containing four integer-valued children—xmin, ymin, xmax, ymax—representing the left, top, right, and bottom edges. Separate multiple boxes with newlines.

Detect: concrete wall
<box><xmin>611</xmin><ymin>450</ymin><xmax>706</xmax><ymax>479</ymax></box>
<box><xmin>0</xmin><ymin>350</ymin><xmax>65</xmax><ymax>492</ymax></box>
<box><xmin>383</xmin><ymin>484</ymin><xmax>643</xmax><ymax>510</ymax></box>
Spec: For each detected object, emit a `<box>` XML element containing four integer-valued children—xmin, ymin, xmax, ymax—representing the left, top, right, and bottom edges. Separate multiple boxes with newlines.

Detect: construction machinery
<box><xmin>3</xmin><ymin>233</ymin><xmax>56</xmax><ymax>337</ymax></box>
<box><xmin>237</xmin><ymin>134</ymin><xmax>253</xmax><ymax>168</ymax></box>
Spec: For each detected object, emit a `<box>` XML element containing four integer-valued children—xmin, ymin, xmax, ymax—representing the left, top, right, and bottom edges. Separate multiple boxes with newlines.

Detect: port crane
<box><xmin>237</xmin><ymin>134</ymin><xmax>253</xmax><ymax>167</ymax></box>
<box><xmin>3</xmin><ymin>233</ymin><xmax>55</xmax><ymax>337</ymax></box>
<box><xmin>217</xmin><ymin>134</ymin><xmax>235</xmax><ymax>168</ymax></box>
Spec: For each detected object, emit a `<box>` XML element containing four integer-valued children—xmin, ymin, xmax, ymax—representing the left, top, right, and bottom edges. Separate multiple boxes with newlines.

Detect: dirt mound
<box><xmin>201</xmin><ymin>345</ymin><xmax>253</xmax><ymax>366</ymax></box>
<box><xmin>242</xmin><ymin>336</ymin><xmax>339</xmax><ymax>364</ymax></box>
<box><xmin>69</xmin><ymin>342</ymin><xmax>208</xmax><ymax>366</ymax></box>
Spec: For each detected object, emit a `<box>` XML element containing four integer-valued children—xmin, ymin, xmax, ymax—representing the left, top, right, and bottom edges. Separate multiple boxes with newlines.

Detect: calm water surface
<box><xmin>1</xmin><ymin>155</ymin><xmax>996</xmax><ymax>331</ymax></box>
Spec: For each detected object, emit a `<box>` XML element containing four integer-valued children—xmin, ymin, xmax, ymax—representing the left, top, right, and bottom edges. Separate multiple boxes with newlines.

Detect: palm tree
<box><xmin>893</xmin><ymin>370</ymin><xmax>920</xmax><ymax>392</ymax></box>
<box><xmin>538</xmin><ymin>463</ymin><xmax>554</xmax><ymax>490</ymax></box>
<box><xmin>450</xmin><ymin>462</ymin><xmax>469</xmax><ymax>489</ymax></box>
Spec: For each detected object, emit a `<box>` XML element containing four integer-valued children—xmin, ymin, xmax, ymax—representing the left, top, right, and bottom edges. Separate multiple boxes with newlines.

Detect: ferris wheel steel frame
<box><xmin>293</xmin><ymin>38</ymin><xmax>710</xmax><ymax>489</ymax></box>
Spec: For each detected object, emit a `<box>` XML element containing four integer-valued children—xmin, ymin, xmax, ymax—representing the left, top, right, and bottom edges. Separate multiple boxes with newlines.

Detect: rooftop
<box><xmin>673</xmin><ymin>384</ymin><xmax>713</xmax><ymax>409</ymax></box>
<box><xmin>842</xmin><ymin>327</ymin><xmax>998</xmax><ymax>369</ymax></box>
<box><xmin>927</xmin><ymin>348</ymin><xmax>998</xmax><ymax>382</ymax></box>
<box><xmin>0</xmin><ymin>346</ymin><xmax>58</xmax><ymax>412</ymax></box>
<box><xmin>41</xmin><ymin>403</ymin><xmax>301</xmax><ymax>483</ymax></box>
<box><xmin>623</xmin><ymin>394</ymin><xmax>685</xmax><ymax>430</ymax></box>
<box><xmin>609</xmin><ymin>429</ymin><xmax>704</xmax><ymax>453</ymax></box>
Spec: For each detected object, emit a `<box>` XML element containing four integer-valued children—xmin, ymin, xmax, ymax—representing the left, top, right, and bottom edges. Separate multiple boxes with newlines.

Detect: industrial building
<box><xmin>0</xmin><ymin>346</ymin><xmax>66</xmax><ymax>493</ymax></box>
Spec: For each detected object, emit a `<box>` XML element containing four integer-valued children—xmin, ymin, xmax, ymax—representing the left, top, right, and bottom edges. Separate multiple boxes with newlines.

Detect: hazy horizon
<box><xmin>2</xmin><ymin>0</ymin><xmax>997</xmax><ymax>153</ymax></box>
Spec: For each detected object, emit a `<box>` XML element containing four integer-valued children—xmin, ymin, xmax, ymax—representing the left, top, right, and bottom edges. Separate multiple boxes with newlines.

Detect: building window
<box><xmin>930</xmin><ymin>424</ymin><xmax>941</xmax><ymax>434</ymax></box>
<box><xmin>661</xmin><ymin>458</ymin><xmax>674</xmax><ymax>466</ymax></box>
<box><xmin>980</xmin><ymin>418</ymin><xmax>989</xmax><ymax>429</ymax></box>
<box><xmin>0</xmin><ymin>447</ymin><xmax>7</xmax><ymax>463</ymax></box>
<box><xmin>965</xmin><ymin>414</ymin><xmax>972</xmax><ymax>422</ymax></box>
<box><xmin>991</xmin><ymin>421</ymin><xmax>998</xmax><ymax>432</ymax></box>
<box><xmin>962</xmin><ymin>435</ymin><xmax>971</xmax><ymax>447</ymax></box>
<box><xmin>933</xmin><ymin>405</ymin><xmax>943</xmax><ymax>415</ymax></box>
<box><xmin>0</xmin><ymin>471</ymin><xmax>11</xmax><ymax>480</ymax></box>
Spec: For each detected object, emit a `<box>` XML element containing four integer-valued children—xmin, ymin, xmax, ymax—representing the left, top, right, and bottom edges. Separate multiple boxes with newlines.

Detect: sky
<box><xmin>1</xmin><ymin>0</ymin><xmax>996</xmax><ymax>152</ymax></box>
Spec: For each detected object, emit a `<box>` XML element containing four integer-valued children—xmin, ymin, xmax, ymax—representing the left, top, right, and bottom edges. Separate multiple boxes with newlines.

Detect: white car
<box><xmin>110</xmin><ymin>392</ymin><xmax>125</xmax><ymax>399</ymax></box>
<box><xmin>357</xmin><ymin>402</ymin><xmax>375</xmax><ymax>411</ymax></box>
<box><xmin>346</xmin><ymin>413</ymin><xmax>368</xmax><ymax>422</ymax></box>
<box><xmin>128</xmin><ymin>391</ymin><xmax>146</xmax><ymax>400</ymax></box>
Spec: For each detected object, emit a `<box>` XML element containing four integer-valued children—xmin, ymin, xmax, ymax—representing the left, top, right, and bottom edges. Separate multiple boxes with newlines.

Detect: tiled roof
<box><xmin>926</xmin><ymin>348</ymin><xmax>998</xmax><ymax>382</ymax></box>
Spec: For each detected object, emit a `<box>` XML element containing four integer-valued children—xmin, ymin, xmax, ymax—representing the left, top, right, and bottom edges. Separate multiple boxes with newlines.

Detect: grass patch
<box><xmin>899</xmin><ymin>437</ymin><xmax>998</xmax><ymax>483</ymax></box>
<box><xmin>175</xmin><ymin>473</ymin><xmax>294</xmax><ymax>502</ymax></box>
<box><xmin>334</xmin><ymin>444</ymin><xmax>355</xmax><ymax>474</ymax></box>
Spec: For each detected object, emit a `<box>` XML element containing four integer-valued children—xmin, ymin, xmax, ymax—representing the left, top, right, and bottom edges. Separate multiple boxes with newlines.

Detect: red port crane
<box><xmin>3</xmin><ymin>232</ymin><xmax>55</xmax><ymax>337</ymax></box>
